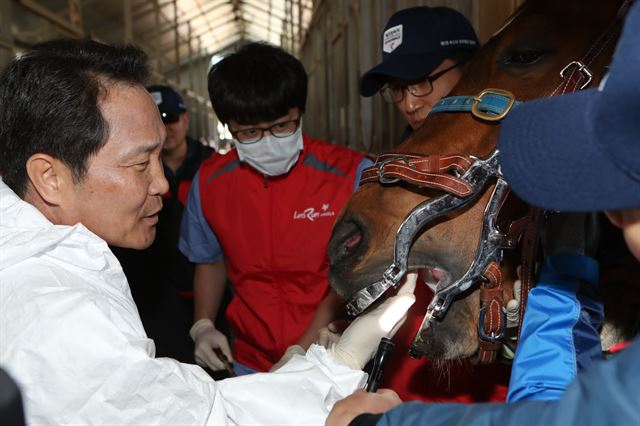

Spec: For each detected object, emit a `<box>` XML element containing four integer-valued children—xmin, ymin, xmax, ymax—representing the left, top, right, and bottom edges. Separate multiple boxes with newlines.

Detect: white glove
<box><xmin>330</xmin><ymin>272</ymin><xmax>417</xmax><ymax>370</ymax></box>
<box><xmin>316</xmin><ymin>322</ymin><xmax>343</xmax><ymax>349</ymax></box>
<box><xmin>269</xmin><ymin>344</ymin><xmax>306</xmax><ymax>372</ymax></box>
<box><xmin>189</xmin><ymin>318</ymin><xmax>233</xmax><ymax>371</ymax></box>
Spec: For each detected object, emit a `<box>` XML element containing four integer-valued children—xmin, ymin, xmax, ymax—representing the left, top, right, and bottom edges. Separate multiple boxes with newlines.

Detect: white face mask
<box><xmin>235</xmin><ymin>126</ymin><xmax>303</xmax><ymax>176</ymax></box>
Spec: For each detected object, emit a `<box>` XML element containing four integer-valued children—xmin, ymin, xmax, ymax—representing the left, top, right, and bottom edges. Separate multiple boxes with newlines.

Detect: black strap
<box><xmin>349</xmin><ymin>412</ymin><xmax>384</xmax><ymax>426</ymax></box>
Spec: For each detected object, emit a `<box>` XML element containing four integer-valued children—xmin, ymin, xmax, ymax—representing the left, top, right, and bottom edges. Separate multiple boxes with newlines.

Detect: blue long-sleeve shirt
<box><xmin>370</xmin><ymin>337</ymin><xmax>639</xmax><ymax>426</ymax></box>
<box><xmin>507</xmin><ymin>254</ymin><xmax>603</xmax><ymax>402</ymax></box>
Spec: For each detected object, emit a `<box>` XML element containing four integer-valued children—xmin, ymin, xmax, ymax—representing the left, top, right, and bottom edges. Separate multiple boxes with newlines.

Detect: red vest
<box><xmin>198</xmin><ymin>135</ymin><xmax>365</xmax><ymax>371</ymax></box>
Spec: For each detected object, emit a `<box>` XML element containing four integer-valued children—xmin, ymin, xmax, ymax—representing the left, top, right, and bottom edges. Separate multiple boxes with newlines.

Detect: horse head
<box><xmin>329</xmin><ymin>0</ymin><xmax>630</xmax><ymax>361</ymax></box>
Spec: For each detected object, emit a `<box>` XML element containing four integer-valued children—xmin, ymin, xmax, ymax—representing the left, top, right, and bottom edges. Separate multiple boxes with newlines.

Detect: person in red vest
<box><xmin>179</xmin><ymin>42</ymin><xmax>372</xmax><ymax>375</ymax></box>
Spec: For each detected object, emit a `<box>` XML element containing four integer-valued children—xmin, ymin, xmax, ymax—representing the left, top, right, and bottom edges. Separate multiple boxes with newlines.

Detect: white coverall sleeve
<box><xmin>0</xmin><ymin>260</ymin><xmax>228</xmax><ymax>425</ymax></box>
<box><xmin>2</xmin><ymin>263</ymin><xmax>364</xmax><ymax>425</ymax></box>
<box><xmin>217</xmin><ymin>344</ymin><xmax>366</xmax><ymax>425</ymax></box>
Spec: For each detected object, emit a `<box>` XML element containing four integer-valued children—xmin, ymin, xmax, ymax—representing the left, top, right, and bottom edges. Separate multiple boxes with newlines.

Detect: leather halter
<box><xmin>346</xmin><ymin>97</ymin><xmax>520</xmax><ymax>319</ymax></box>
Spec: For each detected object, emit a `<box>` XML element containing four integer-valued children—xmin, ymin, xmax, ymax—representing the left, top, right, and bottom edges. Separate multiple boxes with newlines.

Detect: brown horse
<box><xmin>328</xmin><ymin>0</ymin><xmax>639</xmax><ymax>363</ymax></box>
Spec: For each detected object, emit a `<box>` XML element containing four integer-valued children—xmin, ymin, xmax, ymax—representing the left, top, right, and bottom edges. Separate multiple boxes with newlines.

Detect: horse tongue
<box><xmin>422</xmin><ymin>268</ymin><xmax>446</xmax><ymax>291</ymax></box>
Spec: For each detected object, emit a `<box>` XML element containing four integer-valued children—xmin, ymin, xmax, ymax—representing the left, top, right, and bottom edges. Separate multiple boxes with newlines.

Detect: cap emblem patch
<box><xmin>383</xmin><ymin>24</ymin><xmax>403</xmax><ymax>53</ymax></box>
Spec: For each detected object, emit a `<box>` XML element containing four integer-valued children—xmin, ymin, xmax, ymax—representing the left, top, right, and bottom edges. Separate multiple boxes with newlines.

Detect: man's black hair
<box><xmin>208</xmin><ymin>42</ymin><xmax>307</xmax><ymax>125</ymax></box>
<box><xmin>0</xmin><ymin>38</ymin><xmax>151</xmax><ymax>197</ymax></box>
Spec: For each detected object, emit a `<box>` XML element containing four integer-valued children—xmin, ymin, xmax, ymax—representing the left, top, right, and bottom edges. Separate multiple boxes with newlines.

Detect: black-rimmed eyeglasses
<box><xmin>379</xmin><ymin>62</ymin><xmax>461</xmax><ymax>104</ymax></box>
<box><xmin>231</xmin><ymin>117</ymin><xmax>302</xmax><ymax>144</ymax></box>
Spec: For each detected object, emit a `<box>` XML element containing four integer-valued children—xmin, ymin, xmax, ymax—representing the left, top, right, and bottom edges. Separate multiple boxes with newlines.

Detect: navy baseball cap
<box><xmin>359</xmin><ymin>6</ymin><xmax>479</xmax><ymax>97</ymax></box>
<box><xmin>498</xmin><ymin>1</ymin><xmax>640</xmax><ymax>212</ymax></box>
<box><xmin>147</xmin><ymin>85</ymin><xmax>187</xmax><ymax>123</ymax></box>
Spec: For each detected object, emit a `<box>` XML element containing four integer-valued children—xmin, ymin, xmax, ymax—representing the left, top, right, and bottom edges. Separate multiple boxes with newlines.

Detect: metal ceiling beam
<box><xmin>16</xmin><ymin>0</ymin><xmax>83</xmax><ymax>37</ymax></box>
<box><xmin>242</xmin><ymin>0</ymin><xmax>287</xmax><ymax>21</ymax></box>
<box><xmin>139</xmin><ymin>0</ymin><xmax>230</xmax><ymax>41</ymax></box>
<box><xmin>158</xmin><ymin>19</ymin><xmax>238</xmax><ymax>52</ymax></box>
<box><xmin>94</xmin><ymin>0</ymin><xmax>185</xmax><ymax>34</ymax></box>
<box><xmin>175</xmin><ymin>14</ymin><xmax>237</xmax><ymax>42</ymax></box>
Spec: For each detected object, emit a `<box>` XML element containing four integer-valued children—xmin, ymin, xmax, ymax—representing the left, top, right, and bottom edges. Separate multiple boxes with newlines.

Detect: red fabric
<box><xmin>177</xmin><ymin>180</ymin><xmax>192</xmax><ymax>206</ymax></box>
<box><xmin>608</xmin><ymin>341</ymin><xmax>631</xmax><ymax>354</ymax></box>
<box><xmin>380</xmin><ymin>274</ymin><xmax>510</xmax><ymax>402</ymax></box>
<box><xmin>161</xmin><ymin>180</ymin><xmax>193</xmax><ymax>206</ymax></box>
<box><xmin>198</xmin><ymin>135</ymin><xmax>365</xmax><ymax>371</ymax></box>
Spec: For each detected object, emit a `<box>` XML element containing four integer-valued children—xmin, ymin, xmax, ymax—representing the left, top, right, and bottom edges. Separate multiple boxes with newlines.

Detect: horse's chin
<box><xmin>411</xmin><ymin>271</ymin><xmax>480</xmax><ymax>360</ymax></box>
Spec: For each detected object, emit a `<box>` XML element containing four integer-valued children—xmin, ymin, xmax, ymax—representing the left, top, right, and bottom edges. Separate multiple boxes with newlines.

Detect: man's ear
<box><xmin>25</xmin><ymin>154</ymin><xmax>73</xmax><ymax>206</ymax></box>
<box><xmin>182</xmin><ymin>112</ymin><xmax>190</xmax><ymax>128</ymax></box>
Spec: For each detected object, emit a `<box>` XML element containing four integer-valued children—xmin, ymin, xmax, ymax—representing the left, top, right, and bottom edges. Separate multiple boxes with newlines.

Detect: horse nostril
<box><xmin>344</xmin><ymin>231</ymin><xmax>362</xmax><ymax>249</ymax></box>
<box><xmin>329</xmin><ymin>218</ymin><xmax>367</xmax><ymax>265</ymax></box>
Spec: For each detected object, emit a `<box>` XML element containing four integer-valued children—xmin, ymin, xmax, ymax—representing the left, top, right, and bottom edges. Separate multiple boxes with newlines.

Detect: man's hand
<box><xmin>189</xmin><ymin>318</ymin><xmax>233</xmax><ymax>371</ymax></box>
<box><xmin>329</xmin><ymin>273</ymin><xmax>416</xmax><ymax>370</ymax></box>
<box><xmin>326</xmin><ymin>389</ymin><xmax>401</xmax><ymax>426</ymax></box>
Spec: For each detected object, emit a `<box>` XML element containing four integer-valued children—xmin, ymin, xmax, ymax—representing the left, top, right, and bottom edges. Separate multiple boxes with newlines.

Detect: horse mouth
<box><xmin>421</xmin><ymin>267</ymin><xmax>452</xmax><ymax>294</ymax></box>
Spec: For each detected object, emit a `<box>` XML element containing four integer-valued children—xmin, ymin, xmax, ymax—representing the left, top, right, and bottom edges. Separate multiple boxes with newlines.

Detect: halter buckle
<box><xmin>471</xmin><ymin>88</ymin><xmax>516</xmax><ymax>122</ymax></box>
<box><xmin>560</xmin><ymin>61</ymin><xmax>593</xmax><ymax>90</ymax></box>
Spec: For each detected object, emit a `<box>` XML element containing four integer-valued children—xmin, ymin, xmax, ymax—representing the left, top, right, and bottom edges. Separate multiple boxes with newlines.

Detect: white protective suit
<box><xmin>0</xmin><ymin>180</ymin><xmax>365</xmax><ymax>425</ymax></box>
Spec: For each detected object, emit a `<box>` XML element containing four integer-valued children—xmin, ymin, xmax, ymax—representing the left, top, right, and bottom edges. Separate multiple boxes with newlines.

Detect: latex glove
<box><xmin>189</xmin><ymin>318</ymin><xmax>233</xmax><ymax>371</ymax></box>
<box><xmin>269</xmin><ymin>344</ymin><xmax>306</xmax><ymax>372</ymax></box>
<box><xmin>315</xmin><ymin>321</ymin><xmax>345</xmax><ymax>349</ymax></box>
<box><xmin>330</xmin><ymin>272</ymin><xmax>417</xmax><ymax>370</ymax></box>
<box><xmin>541</xmin><ymin>212</ymin><xmax>600</xmax><ymax>257</ymax></box>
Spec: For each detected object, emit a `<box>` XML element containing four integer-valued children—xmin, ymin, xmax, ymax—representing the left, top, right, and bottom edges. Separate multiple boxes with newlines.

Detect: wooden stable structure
<box><xmin>0</xmin><ymin>0</ymin><xmax>522</xmax><ymax>152</ymax></box>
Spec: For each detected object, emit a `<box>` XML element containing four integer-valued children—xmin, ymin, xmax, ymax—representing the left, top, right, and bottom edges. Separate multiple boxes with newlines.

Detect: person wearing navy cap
<box><xmin>359</xmin><ymin>6</ymin><xmax>512</xmax><ymax>406</ymax></box>
<box><xmin>360</xmin><ymin>6</ymin><xmax>479</xmax><ymax>138</ymax></box>
<box><xmin>327</xmin><ymin>2</ymin><xmax>640</xmax><ymax>425</ymax></box>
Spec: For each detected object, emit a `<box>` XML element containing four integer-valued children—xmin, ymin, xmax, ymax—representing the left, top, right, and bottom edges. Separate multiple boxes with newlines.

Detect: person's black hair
<box><xmin>0</xmin><ymin>38</ymin><xmax>151</xmax><ymax>197</ymax></box>
<box><xmin>208</xmin><ymin>42</ymin><xmax>308</xmax><ymax>125</ymax></box>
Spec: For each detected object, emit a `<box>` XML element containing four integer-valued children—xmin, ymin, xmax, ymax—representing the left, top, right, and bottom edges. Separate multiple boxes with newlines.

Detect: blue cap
<box><xmin>359</xmin><ymin>6</ymin><xmax>479</xmax><ymax>97</ymax></box>
<box><xmin>146</xmin><ymin>85</ymin><xmax>187</xmax><ymax>123</ymax></box>
<box><xmin>498</xmin><ymin>2</ymin><xmax>640</xmax><ymax>212</ymax></box>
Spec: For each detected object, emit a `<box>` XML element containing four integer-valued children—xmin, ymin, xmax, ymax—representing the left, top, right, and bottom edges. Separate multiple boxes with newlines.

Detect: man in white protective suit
<box><xmin>0</xmin><ymin>38</ymin><xmax>415</xmax><ymax>425</ymax></box>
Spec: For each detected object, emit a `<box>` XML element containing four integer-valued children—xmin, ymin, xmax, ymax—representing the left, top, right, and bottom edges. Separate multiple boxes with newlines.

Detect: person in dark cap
<box><xmin>110</xmin><ymin>84</ymin><xmax>215</xmax><ymax>364</ymax></box>
<box><xmin>359</xmin><ymin>6</ymin><xmax>513</xmax><ymax>406</ymax></box>
<box><xmin>179</xmin><ymin>42</ymin><xmax>374</xmax><ymax>377</ymax></box>
<box><xmin>328</xmin><ymin>2</ymin><xmax>640</xmax><ymax>425</ymax></box>
<box><xmin>360</xmin><ymin>6</ymin><xmax>479</xmax><ymax>139</ymax></box>
<box><xmin>147</xmin><ymin>85</ymin><xmax>213</xmax><ymax>181</ymax></box>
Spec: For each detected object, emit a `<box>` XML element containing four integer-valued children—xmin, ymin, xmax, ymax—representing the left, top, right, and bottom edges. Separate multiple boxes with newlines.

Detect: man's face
<box><xmin>392</xmin><ymin>58</ymin><xmax>463</xmax><ymax>130</ymax></box>
<box><xmin>163</xmin><ymin>112</ymin><xmax>189</xmax><ymax>154</ymax></box>
<box><xmin>66</xmin><ymin>83</ymin><xmax>168</xmax><ymax>249</ymax></box>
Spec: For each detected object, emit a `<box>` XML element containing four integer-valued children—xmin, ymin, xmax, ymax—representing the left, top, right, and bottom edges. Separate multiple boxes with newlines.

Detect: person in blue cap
<box><xmin>327</xmin><ymin>1</ymin><xmax>640</xmax><ymax>425</ymax></box>
<box><xmin>360</xmin><ymin>6</ymin><xmax>479</xmax><ymax>140</ymax></box>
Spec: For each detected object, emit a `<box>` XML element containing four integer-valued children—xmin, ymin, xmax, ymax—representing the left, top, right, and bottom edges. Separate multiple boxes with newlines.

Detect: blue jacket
<box><xmin>374</xmin><ymin>338</ymin><xmax>640</xmax><ymax>426</ymax></box>
<box><xmin>507</xmin><ymin>254</ymin><xmax>603</xmax><ymax>401</ymax></box>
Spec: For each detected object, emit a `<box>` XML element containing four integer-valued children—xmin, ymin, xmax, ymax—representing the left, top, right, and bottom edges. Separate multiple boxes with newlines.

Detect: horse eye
<box><xmin>502</xmin><ymin>49</ymin><xmax>546</xmax><ymax>66</ymax></box>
